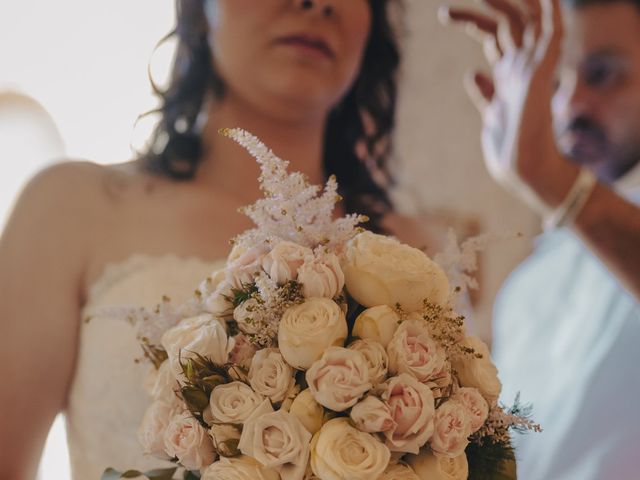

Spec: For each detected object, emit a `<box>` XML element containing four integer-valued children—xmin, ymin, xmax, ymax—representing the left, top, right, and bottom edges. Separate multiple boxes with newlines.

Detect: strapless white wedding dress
<box><xmin>65</xmin><ymin>254</ymin><xmax>224</xmax><ymax>479</ymax></box>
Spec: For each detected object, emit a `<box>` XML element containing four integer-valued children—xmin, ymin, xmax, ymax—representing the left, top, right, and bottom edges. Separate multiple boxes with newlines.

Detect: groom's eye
<box><xmin>582</xmin><ymin>56</ymin><xmax>628</xmax><ymax>90</ymax></box>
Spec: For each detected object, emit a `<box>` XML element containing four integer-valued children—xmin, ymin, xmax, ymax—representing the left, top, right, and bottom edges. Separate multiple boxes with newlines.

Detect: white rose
<box><xmin>202</xmin><ymin>455</ymin><xmax>281</xmax><ymax>480</ymax></box>
<box><xmin>352</xmin><ymin>305</ymin><xmax>400</xmax><ymax>348</ymax></box>
<box><xmin>306</xmin><ymin>347</ymin><xmax>371</xmax><ymax>412</ymax></box>
<box><xmin>452</xmin><ymin>387</ymin><xmax>489</xmax><ymax>433</ymax></box>
<box><xmin>406</xmin><ymin>450</ymin><xmax>468</xmax><ymax>480</ymax></box>
<box><xmin>348</xmin><ymin>338</ymin><xmax>389</xmax><ymax>385</ymax></box>
<box><xmin>342</xmin><ymin>231</ymin><xmax>450</xmax><ymax>312</ymax></box>
<box><xmin>289</xmin><ymin>389</ymin><xmax>325</xmax><ymax>435</ymax></box>
<box><xmin>234</xmin><ymin>298</ymin><xmax>265</xmax><ymax>335</ymax></box>
<box><xmin>209</xmin><ymin>424</ymin><xmax>241</xmax><ymax>457</ymax></box>
<box><xmin>429</xmin><ymin>401</ymin><xmax>472</xmax><ymax>458</ymax></box>
<box><xmin>225</xmin><ymin>244</ymin><xmax>270</xmax><ymax>289</ymax></box>
<box><xmin>198</xmin><ymin>269</ymin><xmax>227</xmax><ymax>297</ymax></box>
<box><xmin>382</xmin><ymin>374</ymin><xmax>436</xmax><ymax>454</ymax></box>
<box><xmin>163</xmin><ymin>411</ymin><xmax>216</xmax><ymax>470</ymax></box>
<box><xmin>387</xmin><ymin>319</ymin><xmax>447</xmax><ymax>383</ymax></box>
<box><xmin>161</xmin><ymin>314</ymin><xmax>232</xmax><ymax>378</ymax></box>
<box><xmin>144</xmin><ymin>361</ymin><xmax>179</xmax><ymax>405</ymax></box>
<box><xmin>379</xmin><ymin>462</ymin><xmax>420</xmax><ymax>480</ymax></box>
<box><xmin>239</xmin><ymin>399</ymin><xmax>312</xmax><ymax>480</ymax></box>
<box><xmin>350</xmin><ymin>396</ymin><xmax>395</xmax><ymax>433</ymax></box>
<box><xmin>262</xmin><ymin>241</ymin><xmax>311</xmax><ymax>285</ymax></box>
<box><xmin>278</xmin><ymin>298</ymin><xmax>348</xmax><ymax>370</ymax></box>
<box><xmin>138</xmin><ymin>400</ymin><xmax>175</xmax><ymax>459</ymax></box>
<box><xmin>249</xmin><ymin>348</ymin><xmax>296</xmax><ymax>404</ymax></box>
<box><xmin>310</xmin><ymin>418</ymin><xmax>391</xmax><ymax>480</ymax></box>
<box><xmin>298</xmin><ymin>253</ymin><xmax>345</xmax><ymax>299</ymax></box>
<box><xmin>209</xmin><ymin>381</ymin><xmax>263</xmax><ymax>424</ymax></box>
<box><xmin>451</xmin><ymin>336</ymin><xmax>502</xmax><ymax>403</ymax></box>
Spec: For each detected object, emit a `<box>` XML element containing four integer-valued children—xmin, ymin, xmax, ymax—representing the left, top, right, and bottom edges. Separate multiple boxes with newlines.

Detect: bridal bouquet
<box><xmin>105</xmin><ymin>129</ymin><xmax>538</xmax><ymax>480</ymax></box>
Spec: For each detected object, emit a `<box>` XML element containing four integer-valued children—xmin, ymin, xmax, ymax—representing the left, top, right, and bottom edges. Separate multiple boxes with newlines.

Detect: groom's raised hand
<box><xmin>441</xmin><ymin>0</ymin><xmax>579</xmax><ymax>211</ymax></box>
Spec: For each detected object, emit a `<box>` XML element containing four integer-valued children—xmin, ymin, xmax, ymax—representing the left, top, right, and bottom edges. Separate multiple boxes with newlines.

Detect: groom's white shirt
<box><xmin>492</xmin><ymin>165</ymin><xmax>640</xmax><ymax>480</ymax></box>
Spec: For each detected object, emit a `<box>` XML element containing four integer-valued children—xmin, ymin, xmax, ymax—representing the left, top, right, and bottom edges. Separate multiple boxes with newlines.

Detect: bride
<box><xmin>0</xmin><ymin>0</ymin><xmax>422</xmax><ymax>478</ymax></box>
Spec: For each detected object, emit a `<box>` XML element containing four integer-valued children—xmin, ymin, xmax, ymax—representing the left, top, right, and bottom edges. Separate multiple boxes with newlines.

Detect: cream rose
<box><xmin>262</xmin><ymin>241</ymin><xmax>311</xmax><ymax>285</ymax></box>
<box><xmin>407</xmin><ymin>450</ymin><xmax>468</xmax><ymax>480</ymax></box>
<box><xmin>161</xmin><ymin>314</ymin><xmax>232</xmax><ymax>378</ymax></box>
<box><xmin>387</xmin><ymin>320</ymin><xmax>447</xmax><ymax>383</ymax></box>
<box><xmin>289</xmin><ymin>389</ymin><xmax>325</xmax><ymax>435</ymax></box>
<box><xmin>209</xmin><ymin>381</ymin><xmax>263</xmax><ymax>424</ymax></box>
<box><xmin>352</xmin><ymin>305</ymin><xmax>400</xmax><ymax>348</ymax></box>
<box><xmin>382</xmin><ymin>374</ymin><xmax>436</xmax><ymax>454</ymax></box>
<box><xmin>306</xmin><ymin>347</ymin><xmax>371</xmax><ymax>412</ymax></box>
<box><xmin>429</xmin><ymin>401</ymin><xmax>472</xmax><ymax>458</ymax></box>
<box><xmin>297</xmin><ymin>253</ymin><xmax>345</xmax><ymax>299</ymax></box>
<box><xmin>239</xmin><ymin>399</ymin><xmax>311</xmax><ymax>480</ymax></box>
<box><xmin>451</xmin><ymin>336</ymin><xmax>502</xmax><ymax>403</ymax></box>
<box><xmin>201</xmin><ymin>455</ymin><xmax>280</xmax><ymax>480</ymax></box>
<box><xmin>310</xmin><ymin>418</ymin><xmax>391</xmax><ymax>480</ymax></box>
<box><xmin>379</xmin><ymin>462</ymin><xmax>420</xmax><ymax>480</ymax></box>
<box><xmin>348</xmin><ymin>338</ymin><xmax>389</xmax><ymax>385</ymax></box>
<box><xmin>350</xmin><ymin>396</ymin><xmax>395</xmax><ymax>433</ymax></box>
<box><xmin>138</xmin><ymin>400</ymin><xmax>175</xmax><ymax>459</ymax></box>
<box><xmin>278</xmin><ymin>298</ymin><xmax>348</xmax><ymax>370</ymax></box>
<box><xmin>225</xmin><ymin>244</ymin><xmax>270</xmax><ymax>289</ymax></box>
<box><xmin>209</xmin><ymin>424</ymin><xmax>241</xmax><ymax>457</ymax></box>
<box><xmin>452</xmin><ymin>387</ymin><xmax>489</xmax><ymax>433</ymax></box>
<box><xmin>249</xmin><ymin>348</ymin><xmax>296</xmax><ymax>404</ymax></box>
<box><xmin>342</xmin><ymin>231</ymin><xmax>450</xmax><ymax>312</ymax></box>
<box><xmin>163</xmin><ymin>411</ymin><xmax>216</xmax><ymax>470</ymax></box>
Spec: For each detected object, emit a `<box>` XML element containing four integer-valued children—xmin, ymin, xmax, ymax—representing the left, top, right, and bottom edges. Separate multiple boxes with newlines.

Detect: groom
<box><xmin>445</xmin><ymin>0</ymin><xmax>640</xmax><ymax>478</ymax></box>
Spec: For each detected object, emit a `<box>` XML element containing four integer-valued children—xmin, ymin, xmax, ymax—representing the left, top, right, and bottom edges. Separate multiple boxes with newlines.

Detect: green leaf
<box><xmin>101</xmin><ymin>469</ymin><xmax>144</xmax><ymax>480</ymax></box>
<box><xmin>145</xmin><ymin>467</ymin><xmax>179</xmax><ymax>480</ymax></box>
<box><xmin>101</xmin><ymin>467</ymin><xmax>178</xmax><ymax>480</ymax></box>
<box><xmin>184</xmin><ymin>471</ymin><xmax>201</xmax><ymax>480</ymax></box>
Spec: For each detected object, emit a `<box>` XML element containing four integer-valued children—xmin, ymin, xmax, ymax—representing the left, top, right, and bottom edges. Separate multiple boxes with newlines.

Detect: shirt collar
<box><xmin>613</xmin><ymin>161</ymin><xmax>640</xmax><ymax>206</ymax></box>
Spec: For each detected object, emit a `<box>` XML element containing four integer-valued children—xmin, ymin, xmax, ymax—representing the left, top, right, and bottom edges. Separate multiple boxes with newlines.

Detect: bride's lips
<box><xmin>275</xmin><ymin>34</ymin><xmax>335</xmax><ymax>60</ymax></box>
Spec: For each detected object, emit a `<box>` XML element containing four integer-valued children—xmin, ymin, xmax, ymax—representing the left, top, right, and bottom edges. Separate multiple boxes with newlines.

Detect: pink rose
<box><xmin>228</xmin><ymin>333</ymin><xmax>258</xmax><ymax>368</ymax></box>
<box><xmin>297</xmin><ymin>253</ymin><xmax>345</xmax><ymax>299</ymax></box>
<box><xmin>306</xmin><ymin>347</ymin><xmax>371</xmax><ymax>412</ymax></box>
<box><xmin>382</xmin><ymin>373</ymin><xmax>436</xmax><ymax>454</ymax></box>
<box><xmin>451</xmin><ymin>387</ymin><xmax>489</xmax><ymax>433</ymax></box>
<box><xmin>262</xmin><ymin>241</ymin><xmax>311</xmax><ymax>285</ymax></box>
<box><xmin>430</xmin><ymin>400</ymin><xmax>473</xmax><ymax>458</ymax></box>
<box><xmin>248</xmin><ymin>348</ymin><xmax>296</xmax><ymax>404</ymax></box>
<box><xmin>350</xmin><ymin>396</ymin><xmax>396</xmax><ymax>433</ymax></box>
<box><xmin>387</xmin><ymin>320</ymin><xmax>446</xmax><ymax>383</ymax></box>
<box><xmin>138</xmin><ymin>401</ymin><xmax>175</xmax><ymax>459</ymax></box>
<box><xmin>163</xmin><ymin>411</ymin><xmax>216</xmax><ymax>470</ymax></box>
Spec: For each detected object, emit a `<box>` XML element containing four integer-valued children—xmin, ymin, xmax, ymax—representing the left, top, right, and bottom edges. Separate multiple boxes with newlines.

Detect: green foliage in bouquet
<box><xmin>178</xmin><ymin>352</ymin><xmax>236</xmax><ymax>425</ymax></box>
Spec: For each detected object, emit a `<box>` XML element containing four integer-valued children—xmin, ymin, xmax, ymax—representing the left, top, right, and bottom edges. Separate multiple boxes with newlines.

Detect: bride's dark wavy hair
<box><xmin>142</xmin><ymin>0</ymin><xmax>401</xmax><ymax>228</ymax></box>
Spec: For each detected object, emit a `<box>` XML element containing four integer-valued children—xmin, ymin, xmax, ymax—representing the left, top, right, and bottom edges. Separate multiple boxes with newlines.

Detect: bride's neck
<box><xmin>196</xmin><ymin>95</ymin><xmax>327</xmax><ymax>203</ymax></box>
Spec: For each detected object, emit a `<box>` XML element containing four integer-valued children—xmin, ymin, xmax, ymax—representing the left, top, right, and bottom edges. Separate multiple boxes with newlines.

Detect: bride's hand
<box><xmin>442</xmin><ymin>0</ymin><xmax>571</xmax><ymax>212</ymax></box>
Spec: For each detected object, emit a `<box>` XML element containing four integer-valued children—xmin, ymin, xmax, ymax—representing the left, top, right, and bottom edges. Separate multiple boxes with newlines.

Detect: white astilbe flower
<box><xmin>221</xmin><ymin>128</ymin><xmax>366</xmax><ymax>251</ymax></box>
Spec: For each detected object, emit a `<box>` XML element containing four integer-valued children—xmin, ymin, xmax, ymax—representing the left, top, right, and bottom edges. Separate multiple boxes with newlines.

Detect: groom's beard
<box><xmin>557</xmin><ymin>115</ymin><xmax>640</xmax><ymax>183</ymax></box>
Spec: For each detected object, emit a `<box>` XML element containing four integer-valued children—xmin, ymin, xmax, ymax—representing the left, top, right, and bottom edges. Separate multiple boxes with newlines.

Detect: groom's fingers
<box><xmin>441</xmin><ymin>7</ymin><xmax>504</xmax><ymax>60</ymax></box>
<box><xmin>464</xmin><ymin>71</ymin><xmax>495</xmax><ymax>114</ymax></box>
<box><xmin>537</xmin><ymin>0</ymin><xmax>564</xmax><ymax>72</ymax></box>
<box><xmin>482</xmin><ymin>0</ymin><xmax>527</xmax><ymax>49</ymax></box>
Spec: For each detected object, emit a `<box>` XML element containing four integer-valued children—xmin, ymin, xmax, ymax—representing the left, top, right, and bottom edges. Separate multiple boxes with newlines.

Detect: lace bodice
<box><xmin>65</xmin><ymin>254</ymin><xmax>224</xmax><ymax>479</ymax></box>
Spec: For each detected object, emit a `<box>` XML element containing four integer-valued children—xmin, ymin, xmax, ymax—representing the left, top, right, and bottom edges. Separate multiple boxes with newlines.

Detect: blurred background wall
<box><xmin>0</xmin><ymin>1</ymin><xmax>539</xmax><ymax>478</ymax></box>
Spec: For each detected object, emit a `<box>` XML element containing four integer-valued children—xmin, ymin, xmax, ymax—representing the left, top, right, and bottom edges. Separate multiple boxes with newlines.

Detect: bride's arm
<box><xmin>0</xmin><ymin>163</ymin><xmax>93</xmax><ymax>479</ymax></box>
